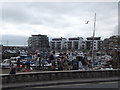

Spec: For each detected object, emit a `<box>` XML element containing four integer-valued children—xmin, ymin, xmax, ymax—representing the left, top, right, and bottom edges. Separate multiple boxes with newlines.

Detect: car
<box><xmin>0</xmin><ymin>59</ymin><xmax>17</xmax><ymax>68</ymax></box>
<box><xmin>0</xmin><ymin>59</ymin><xmax>10</xmax><ymax>68</ymax></box>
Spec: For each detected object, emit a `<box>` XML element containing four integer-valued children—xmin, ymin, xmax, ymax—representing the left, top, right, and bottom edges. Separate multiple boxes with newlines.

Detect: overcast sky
<box><xmin>0</xmin><ymin>2</ymin><xmax>118</xmax><ymax>46</ymax></box>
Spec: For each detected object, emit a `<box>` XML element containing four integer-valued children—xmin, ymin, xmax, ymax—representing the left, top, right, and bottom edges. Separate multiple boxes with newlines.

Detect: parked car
<box><xmin>0</xmin><ymin>59</ymin><xmax>16</xmax><ymax>68</ymax></box>
<box><xmin>0</xmin><ymin>59</ymin><xmax>10</xmax><ymax>68</ymax></box>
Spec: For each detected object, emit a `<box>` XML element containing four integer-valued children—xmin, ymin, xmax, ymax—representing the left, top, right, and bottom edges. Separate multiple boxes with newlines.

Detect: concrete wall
<box><xmin>1</xmin><ymin>69</ymin><xmax>120</xmax><ymax>84</ymax></box>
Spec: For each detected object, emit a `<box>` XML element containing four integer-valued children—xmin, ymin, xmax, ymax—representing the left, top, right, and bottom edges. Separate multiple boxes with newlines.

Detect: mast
<box><xmin>91</xmin><ymin>13</ymin><xmax>96</xmax><ymax>67</ymax></box>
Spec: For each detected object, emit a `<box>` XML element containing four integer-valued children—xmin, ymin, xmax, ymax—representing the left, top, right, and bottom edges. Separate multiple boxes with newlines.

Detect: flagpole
<box><xmin>91</xmin><ymin>13</ymin><xmax>96</xmax><ymax>68</ymax></box>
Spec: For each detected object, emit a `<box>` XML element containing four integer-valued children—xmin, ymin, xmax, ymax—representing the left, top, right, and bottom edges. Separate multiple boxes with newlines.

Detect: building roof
<box><xmin>87</xmin><ymin>37</ymin><xmax>101</xmax><ymax>40</ymax></box>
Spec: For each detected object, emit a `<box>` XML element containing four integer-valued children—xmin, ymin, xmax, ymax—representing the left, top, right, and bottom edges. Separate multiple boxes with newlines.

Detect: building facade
<box><xmin>50</xmin><ymin>37</ymin><xmax>83</xmax><ymax>50</ymax></box>
<box><xmin>50</xmin><ymin>38</ymin><xmax>67</xmax><ymax>50</ymax></box>
<box><xmin>50</xmin><ymin>37</ymin><xmax>103</xmax><ymax>51</ymax></box>
<box><xmin>85</xmin><ymin>37</ymin><xmax>103</xmax><ymax>51</ymax></box>
<box><xmin>28</xmin><ymin>34</ymin><xmax>49</xmax><ymax>50</ymax></box>
<box><xmin>68</xmin><ymin>37</ymin><xmax>83</xmax><ymax>50</ymax></box>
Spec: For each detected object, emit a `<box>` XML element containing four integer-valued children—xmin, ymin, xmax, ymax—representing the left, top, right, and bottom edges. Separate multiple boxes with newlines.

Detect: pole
<box><xmin>91</xmin><ymin>13</ymin><xmax>96</xmax><ymax>67</ymax></box>
<box><xmin>6</xmin><ymin>40</ymin><xmax>9</xmax><ymax>46</ymax></box>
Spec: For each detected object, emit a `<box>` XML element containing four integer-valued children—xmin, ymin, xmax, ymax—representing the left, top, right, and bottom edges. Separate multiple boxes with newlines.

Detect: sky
<box><xmin>0</xmin><ymin>1</ymin><xmax>118</xmax><ymax>46</ymax></box>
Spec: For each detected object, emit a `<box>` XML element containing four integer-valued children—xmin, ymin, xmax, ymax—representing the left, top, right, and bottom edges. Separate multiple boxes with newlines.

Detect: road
<box><xmin>7</xmin><ymin>81</ymin><xmax>119</xmax><ymax>90</ymax></box>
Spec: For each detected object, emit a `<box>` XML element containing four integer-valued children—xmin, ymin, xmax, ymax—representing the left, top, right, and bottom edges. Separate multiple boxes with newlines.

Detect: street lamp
<box><xmin>91</xmin><ymin>13</ymin><xmax>96</xmax><ymax>67</ymax></box>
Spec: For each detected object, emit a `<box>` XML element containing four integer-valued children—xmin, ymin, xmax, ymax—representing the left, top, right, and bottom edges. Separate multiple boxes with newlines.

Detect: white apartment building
<box><xmin>50</xmin><ymin>37</ymin><xmax>103</xmax><ymax>51</ymax></box>
<box><xmin>50</xmin><ymin>38</ymin><xmax>67</xmax><ymax>50</ymax></box>
<box><xmin>67</xmin><ymin>37</ymin><xmax>83</xmax><ymax>50</ymax></box>
<box><xmin>50</xmin><ymin>37</ymin><xmax>83</xmax><ymax>50</ymax></box>
<box><xmin>85</xmin><ymin>37</ymin><xmax>103</xmax><ymax>50</ymax></box>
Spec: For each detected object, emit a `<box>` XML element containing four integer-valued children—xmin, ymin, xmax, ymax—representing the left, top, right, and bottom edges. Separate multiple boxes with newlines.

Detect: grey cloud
<box><xmin>113</xmin><ymin>25</ymin><xmax>118</xmax><ymax>35</ymax></box>
<box><xmin>2</xmin><ymin>2</ymin><xmax>117</xmax><ymax>26</ymax></box>
<box><xmin>2</xmin><ymin>5</ymin><xmax>29</xmax><ymax>24</ymax></box>
<box><xmin>1</xmin><ymin>2</ymin><xmax>118</xmax><ymax>45</ymax></box>
<box><xmin>1</xmin><ymin>34</ymin><xmax>28</xmax><ymax>46</ymax></box>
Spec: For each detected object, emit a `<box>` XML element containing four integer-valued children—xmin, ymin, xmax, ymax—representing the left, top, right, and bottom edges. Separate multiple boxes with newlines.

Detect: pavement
<box><xmin>18</xmin><ymin>81</ymin><xmax>119</xmax><ymax>89</ymax></box>
<box><xmin>2</xmin><ymin>77</ymin><xmax>120</xmax><ymax>89</ymax></box>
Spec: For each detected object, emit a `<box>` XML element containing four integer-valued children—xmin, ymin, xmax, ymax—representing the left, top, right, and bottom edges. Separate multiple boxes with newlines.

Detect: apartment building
<box><xmin>50</xmin><ymin>38</ymin><xmax>67</xmax><ymax>50</ymax></box>
<box><xmin>68</xmin><ymin>37</ymin><xmax>83</xmax><ymax>50</ymax></box>
<box><xmin>50</xmin><ymin>37</ymin><xmax>83</xmax><ymax>50</ymax></box>
<box><xmin>28</xmin><ymin>34</ymin><xmax>49</xmax><ymax>50</ymax></box>
<box><xmin>85</xmin><ymin>37</ymin><xmax>103</xmax><ymax>51</ymax></box>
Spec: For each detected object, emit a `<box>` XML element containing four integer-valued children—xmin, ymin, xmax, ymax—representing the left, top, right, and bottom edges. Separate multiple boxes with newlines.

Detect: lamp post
<box><xmin>91</xmin><ymin>13</ymin><xmax>96</xmax><ymax>67</ymax></box>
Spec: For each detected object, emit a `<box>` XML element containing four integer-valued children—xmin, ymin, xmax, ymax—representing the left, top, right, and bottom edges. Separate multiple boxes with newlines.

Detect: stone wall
<box><xmin>1</xmin><ymin>69</ymin><xmax>120</xmax><ymax>84</ymax></box>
